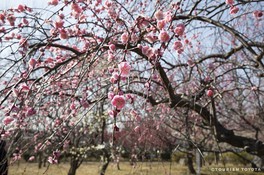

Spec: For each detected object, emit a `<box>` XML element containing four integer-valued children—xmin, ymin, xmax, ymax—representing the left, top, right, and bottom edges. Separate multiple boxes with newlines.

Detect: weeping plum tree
<box><xmin>0</xmin><ymin>0</ymin><xmax>264</xmax><ymax>174</ymax></box>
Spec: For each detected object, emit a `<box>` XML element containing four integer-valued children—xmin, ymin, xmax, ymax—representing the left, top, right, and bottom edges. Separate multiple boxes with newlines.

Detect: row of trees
<box><xmin>0</xmin><ymin>0</ymin><xmax>264</xmax><ymax>174</ymax></box>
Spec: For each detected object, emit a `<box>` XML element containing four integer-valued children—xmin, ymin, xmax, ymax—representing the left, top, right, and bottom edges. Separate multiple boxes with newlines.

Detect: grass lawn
<box><xmin>9</xmin><ymin>161</ymin><xmax>264</xmax><ymax>175</ymax></box>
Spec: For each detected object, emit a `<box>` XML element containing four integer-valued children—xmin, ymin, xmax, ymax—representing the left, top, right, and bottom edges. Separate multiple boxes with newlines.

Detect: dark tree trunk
<box><xmin>43</xmin><ymin>157</ymin><xmax>47</xmax><ymax>167</ymax></box>
<box><xmin>0</xmin><ymin>140</ymin><xmax>8</xmax><ymax>175</ymax></box>
<box><xmin>100</xmin><ymin>149</ymin><xmax>110</xmax><ymax>175</ymax></box>
<box><xmin>113</xmin><ymin>153</ymin><xmax>120</xmax><ymax>170</ymax></box>
<box><xmin>0</xmin><ymin>158</ymin><xmax>8</xmax><ymax>175</ymax></box>
<box><xmin>38</xmin><ymin>152</ymin><xmax>42</xmax><ymax>169</ymax></box>
<box><xmin>68</xmin><ymin>157</ymin><xmax>79</xmax><ymax>175</ymax></box>
<box><xmin>113</xmin><ymin>150</ymin><xmax>120</xmax><ymax>170</ymax></box>
<box><xmin>99</xmin><ymin>100</ymin><xmax>111</xmax><ymax>175</ymax></box>
<box><xmin>183</xmin><ymin>109</ymin><xmax>196</xmax><ymax>175</ymax></box>
<box><xmin>186</xmin><ymin>153</ymin><xmax>196</xmax><ymax>175</ymax></box>
<box><xmin>215</xmin><ymin>152</ymin><xmax>219</xmax><ymax>165</ymax></box>
<box><xmin>116</xmin><ymin>161</ymin><xmax>120</xmax><ymax>170</ymax></box>
<box><xmin>100</xmin><ymin>161</ymin><xmax>109</xmax><ymax>175</ymax></box>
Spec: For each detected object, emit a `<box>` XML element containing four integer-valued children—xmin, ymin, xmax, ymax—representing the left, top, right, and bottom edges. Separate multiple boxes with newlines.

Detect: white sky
<box><xmin>1</xmin><ymin>0</ymin><xmax>48</xmax><ymax>10</ymax></box>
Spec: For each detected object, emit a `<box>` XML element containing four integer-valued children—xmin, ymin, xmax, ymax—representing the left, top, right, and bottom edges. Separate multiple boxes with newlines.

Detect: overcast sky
<box><xmin>1</xmin><ymin>0</ymin><xmax>48</xmax><ymax>10</ymax></box>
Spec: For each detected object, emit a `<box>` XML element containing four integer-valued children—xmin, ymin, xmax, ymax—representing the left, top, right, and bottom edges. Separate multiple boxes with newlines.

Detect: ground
<box><xmin>8</xmin><ymin>161</ymin><xmax>264</xmax><ymax>175</ymax></box>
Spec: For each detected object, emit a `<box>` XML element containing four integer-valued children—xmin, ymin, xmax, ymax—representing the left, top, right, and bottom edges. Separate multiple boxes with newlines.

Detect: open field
<box><xmin>9</xmin><ymin>161</ymin><xmax>264</xmax><ymax>175</ymax></box>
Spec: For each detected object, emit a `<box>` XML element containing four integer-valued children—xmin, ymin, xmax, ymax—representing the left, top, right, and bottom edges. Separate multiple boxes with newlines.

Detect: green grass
<box><xmin>9</xmin><ymin>161</ymin><xmax>264</xmax><ymax>175</ymax></box>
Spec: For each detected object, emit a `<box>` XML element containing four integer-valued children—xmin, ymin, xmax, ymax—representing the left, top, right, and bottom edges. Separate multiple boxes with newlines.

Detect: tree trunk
<box><xmin>215</xmin><ymin>152</ymin><xmax>219</xmax><ymax>165</ymax></box>
<box><xmin>113</xmin><ymin>150</ymin><xmax>120</xmax><ymax>170</ymax></box>
<box><xmin>184</xmin><ymin>109</ymin><xmax>196</xmax><ymax>175</ymax></box>
<box><xmin>0</xmin><ymin>158</ymin><xmax>8</xmax><ymax>175</ymax></box>
<box><xmin>43</xmin><ymin>157</ymin><xmax>47</xmax><ymax>167</ymax></box>
<box><xmin>38</xmin><ymin>152</ymin><xmax>43</xmax><ymax>169</ymax></box>
<box><xmin>100</xmin><ymin>161</ymin><xmax>109</xmax><ymax>175</ymax></box>
<box><xmin>116</xmin><ymin>161</ymin><xmax>120</xmax><ymax>170</ymax></box>
<box><xmin>99</xmin><ymin>101</ymin><xmax>111</xmax><ymax>175</ymax></box>
<box><xmin>196</xmin><ymin>150</ymin><xmax>201</xmax><ymax>175</ymax></box>
<box><xmin>187</xmin><ymin>153</ymin><xmax>196</xmax><ymax>175</ymax></box>
<box><xmin>253</xmin><ymin>156</ymin><xmax>264</xmax><ymax>171</ymax></box>
<box><xmin>68</xmin><ymin>157</ymin><xmax>79</xmax><ymax>175</ymax></box>
<box><xmin>0</xmin><ymin>140</ymin><xmax>8</xmax><ymax>175</ymax></box>
<box><xmin>100</xmin><ymin>150</ymin><xmax>110</xmax><ymax>175</ymax></box>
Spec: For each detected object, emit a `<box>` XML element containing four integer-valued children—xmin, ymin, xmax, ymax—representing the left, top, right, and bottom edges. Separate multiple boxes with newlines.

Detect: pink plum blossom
<box><xmin>28</xmin><ymin>156</ymin><xmax>35</xmax><ymax>161</ymax></box>
<box><xmin>0</xmin><ymin>27</ymin><xmax>5</xmax><ymax>33</ymax></box>
<box><xmin>154</xmin><ymin>10</ymin><xmax>164</xmax><ymax>21</ymax></box>
<box><xmin>53</xmin><ymin>151</ymin><xmax>61</xmax><ymax>159</ymax></box>
<box><xmin>108</xmin><ymin>67</ymin><xmax>114</xmax><ymax>73</ymax></box>
<box><xmin>134</xmin><ymin>126</ymin><xmax>140</xmax><ymax>132</ymax></box>
<box><xmin>158</xmin><ymin>30</ymin><xmax>170</xmax><ymax>42</ymax></box>
<box><xmin>157</xmin><ymin>20</ymin><xmax>166</xmax><ymax>30</ymax></box>
<box><xmin>164</xmin><ymin>11</ymin><xmax>172</xmax><ymax>22</ymax></box>
<box><xmin>121</xmin><ymin>32</ymin><xmax>129</xmax><ymax>43</ymax></box>
<box><xmin>173</xmin><ymin>41</ymin><xmax>183</xmax><ymax>50</ymax></box>
<box><xmin>111</xmin><ymin>95</ymin><xmax>126</xmax><ymax>110</ymax></box>
<box><xmin>19</xmin><ymin>38</ymin><xmax>27</xmax><ymax>46</ymax></box>
<box><xmin>59</xmin><ymin>13</ymin><xmax>65</xmax><ymax>19</ymax></box>
<box><xmin>1</xmin><ymin>130</ymin><xmax>11</xmax><ymax>139</ymax></box>
<box><xmin>81</xmin><ymin>99</ymin><xmax>89</xmax><ymax>108</ymax></box>
<box><xmin>130</xmin><ymin>110</ymin><xmax>141</xmax><ymax>121</ymax></box>
<box><xmin>207</xmin><ymin>89</ymin><xmax>214</xmax><ymax>97</ymax></box>
<box><xmin>253</xmin><ymin>11</ymin><xmax>263</xmax><ymax>18</ymax></box>
<box><xmin>110</xmin><ymin>71</ymin><xmax>119</xmax><ymax>83</ymax></box>
<box><xmin>70</xmin><ymin>102</ymin><xmax>76</xmax><ymax>110</ymax></box>
<box><xmin>108</xmin><ymin>91</ymin><xmax>115</xmax><ymax>99</ymax></box>
<box><xmin>26</xmin><ymin>107</ymin><xmax>36</xmax><ymax>116</ymax></box>
<box><xmin>22</xmin><ymin>18</ymin><xmax>29</xmax><ymax>25</ymax></box>
<box><xmin>45</xmin><ymin>57</ymin><xmax>54</xmax><ymax>64</ymax></box>
<box><xmin>71</xmin><ymin>3</ymin><xmax>82</xmax><ymax>13</ymax></box>
<box><xmin>187</xmin><ymin>59</ymin><xmax>195</xmax><ymax>67</ymax></box>
<box><xmin>0</xmin><ymin>13</ymin><xmax>5</xmax><ymax>22</ymax></box>
<box><xmin>109</xmin><ymin>44</ymin><xmax>116</xmax><ymax>51</ymax></box>
<box><xmin>174</xmin><ymin>24</ymin><xmax>185</xmax><ymax>36</ymax></box>
<box><xmin>25</xmin><ymin>6</ymin><xmax>32</xmax><ymax>12</ymax></box>
<box><xmin>131</xmin><ymin>33</ymin><xmax>138</xmax><ymax>42</ymax></box>
<box><xmin>251</xmin><ymin>86</ymin><xmax>258</xmax><ymax>91</ymax></box>
<box><xmin>126</xmin><ymin>94</ymin><xmax>134</xmax><ymax>103</ymax></box>
<box><xmin>145</xmin><ymin>34</ymin><xmax>157</xmax><ymax>43</ymax></box>
<box><xmin>7</xmin><ymin>14</ymin><xmax>16</xmax><ymax>26</ymax></box>
<box><xmin>48</xmin><ymin>156</ymin><xmax>58</xmax><ymax>164</ymax></box>
<box><xmin>108</xmin><ymin>53</ymin><xmax>115</xmax><ymax>62</ymax></box>
<box><xmin>59</xmin><ymin>29</ymin><xmax>68</xmax><ymax>39</ymax></box>
<box><xmin>17</xmin><ymin>5</ymin><xmax>26</xmax><ymax>12</ymax></box>
<box><xmin>54</xmin><ymin>19</ymin><xmax>64</xmax><ymax>28</ymax></box>
<box><xmin>141</xmin><ymin>45</ymin><xmax>154</xmax><ymax>58</ymax></box>
<box><xmin>16</xmin><ymin>34</ymin><xmax>22</xmax><ymax>39</ymax></box>
<box><xmin>118</xmin><ymin>62</ymin><xmax>131</xmax><ymax>77</ymax></box>
<box><xmin>48</xmin><ymin>0</ymin><xmax>59</xmax><ymax>6</ymax></box>
<box><xmin>104</xmin><ymin>0</ymin><xmax>113</xmax><ymax>8</ymax></box>
<box><xmin>3</xmin><ymin>116</ymin><xmax>14</xmax><ymax>125</ymax></box>
<box><xmin>230</xmin><ymin>6</ymin><xmax>239</xmax><ymax>14</ymax></box>
<box><xmin>108</xmin><ymin>110</ymin><xmax>117</xmax><ymax>117</ymax></box>
<box><xmin>29</xmin><ymin>58</ymin><xmax>37</xmax><ymax>68</ymax></box>
<box><xmin>226</xmin><ymin>0</ymin><xmax>234</xmax><ymax>5</ymax></box>
<box><xmin>21</xmin><ymin>85</ymin><xmax>30</xmax><ymax>92</ymax></box>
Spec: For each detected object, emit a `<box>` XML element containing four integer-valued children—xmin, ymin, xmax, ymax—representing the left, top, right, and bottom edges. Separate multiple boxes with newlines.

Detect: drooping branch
<box><xmin>172</xmin><ymin>15</ymin><xmax>264</xmax><ymax>69</ymax></box>
<box><xmin>121</xmin><ymin>41</ymin><xmax>264</xmax><ymax>157</ymax></box>
<box><xmin>29</xmin><ymin>43</ymin><xmax>83</xmax><ymax>56</ymax></box>
<box><xmin>171</xmin><ymin>94</ymin><xmax>264</xmax><ymax>156</ymax></box>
